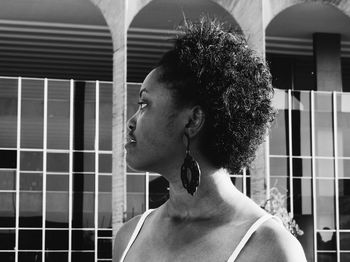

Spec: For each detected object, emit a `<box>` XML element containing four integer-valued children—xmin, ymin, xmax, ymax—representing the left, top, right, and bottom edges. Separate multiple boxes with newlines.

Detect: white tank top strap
<box><xmin>227</xmin><ymin>214</ymin><xmax>273</xmax><ymax>262</ymax></box>
<box><xmin>119</xmin><ymin>209</ymin><xmax>155</xmax><ymax>262</ymax></box>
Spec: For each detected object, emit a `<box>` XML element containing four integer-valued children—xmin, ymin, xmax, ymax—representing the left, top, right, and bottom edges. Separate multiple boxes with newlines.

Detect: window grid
<box><xmin>269</xmin><ymin>89</ymin><xmax>350</xmax><ymax>262</ymax></box>
<box><xmin>0</xmin><ymin>76</ymin><xmax>113</xmax><ymax>261</ymax></box>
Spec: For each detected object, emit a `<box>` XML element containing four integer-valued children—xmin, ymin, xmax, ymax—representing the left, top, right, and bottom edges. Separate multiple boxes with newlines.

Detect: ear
<box><xmin>184</xmin><ymin>106</ymin><xmax>205</xmax><ymax>138</ymax></box>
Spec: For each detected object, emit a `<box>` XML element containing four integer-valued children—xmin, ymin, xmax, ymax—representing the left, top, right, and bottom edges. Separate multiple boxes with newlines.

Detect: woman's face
<box><xmin>125</xmin><ymin>68</ymin><xmax>188</xmax><ymax>173</ymax></box>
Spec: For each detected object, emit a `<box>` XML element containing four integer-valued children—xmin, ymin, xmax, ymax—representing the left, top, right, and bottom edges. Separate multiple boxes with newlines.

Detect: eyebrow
<box><xmin>139</xmin><ymin>89</ymin><xmax>148</xmax><ymax>98</ymax></box>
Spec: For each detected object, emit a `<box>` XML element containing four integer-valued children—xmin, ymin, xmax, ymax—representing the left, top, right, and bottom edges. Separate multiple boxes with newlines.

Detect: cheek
<box><xmin>138</xmin><ymin>113</ymin><xmax>182</xmax><ymax>151</ymax></box>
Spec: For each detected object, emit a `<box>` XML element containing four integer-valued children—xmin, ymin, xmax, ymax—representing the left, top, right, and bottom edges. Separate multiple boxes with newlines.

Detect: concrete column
<box><xmin>313</xmin><ymin>33</ymin><xmax>343</xmax><ymax>91</ymax></box>
<box><xmin>215</xmin><ymin>0</ymin><xmax>267</xmax><ymax>205</ymax></box>
<box><xmin>89</xmin><ymin>0</ymin><xmax>128</xmax><ymax>240</ymax></box>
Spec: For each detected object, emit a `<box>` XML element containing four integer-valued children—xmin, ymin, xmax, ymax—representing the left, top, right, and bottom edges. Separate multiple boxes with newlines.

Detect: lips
<box><xmin>126</xmin><ymin>134</ymin><xmax>137</xmax><ymax>146</ymax></box>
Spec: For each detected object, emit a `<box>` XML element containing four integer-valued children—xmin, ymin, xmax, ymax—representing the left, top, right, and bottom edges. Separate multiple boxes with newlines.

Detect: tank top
<box><xmin>119</xmin><ymin>209</ymin><xmax>273</xmax><ymax>262</ymax></box>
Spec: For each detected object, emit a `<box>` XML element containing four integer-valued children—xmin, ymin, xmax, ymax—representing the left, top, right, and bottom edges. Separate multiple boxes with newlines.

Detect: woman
<box><xmin>115</xmin><ymin>18</ymin><xmax>306</xmax><ymax>262</ymax></box>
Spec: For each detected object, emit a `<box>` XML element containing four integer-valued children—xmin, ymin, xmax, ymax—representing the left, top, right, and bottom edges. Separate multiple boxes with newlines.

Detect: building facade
<box><xmin>0</xmin><ymin>0</ymin><xmax>350</xmax><ymax>261</ymax></box>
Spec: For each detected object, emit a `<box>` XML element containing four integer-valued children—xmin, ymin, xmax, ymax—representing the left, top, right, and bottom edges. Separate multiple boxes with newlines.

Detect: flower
<box><xmin>262</xmin><ymin>187</ymin><xmax>304</xmax><ymax>237</ymax></box>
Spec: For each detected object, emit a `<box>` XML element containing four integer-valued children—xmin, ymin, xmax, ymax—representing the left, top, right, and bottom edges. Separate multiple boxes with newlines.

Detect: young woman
<box><xmin>114</xmin><ymin>18</ymin><xmax>307</xmax><ymax>262</ymax></box>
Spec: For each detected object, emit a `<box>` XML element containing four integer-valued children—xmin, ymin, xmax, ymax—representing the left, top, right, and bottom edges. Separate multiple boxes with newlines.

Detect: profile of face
<box><xmin>125</xmin><ymin>68</ymin><xmax>189</xmax><ymax>174</ymax></box>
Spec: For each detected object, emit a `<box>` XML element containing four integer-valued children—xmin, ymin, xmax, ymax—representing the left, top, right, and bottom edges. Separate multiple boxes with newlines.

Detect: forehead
<box><xmin>139</xmin><ymin>68</ymin><xmax>170</xmax><ymax>98</ymax></box>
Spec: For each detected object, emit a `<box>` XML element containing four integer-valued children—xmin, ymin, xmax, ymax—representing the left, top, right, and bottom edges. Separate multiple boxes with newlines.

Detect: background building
<box><xmin>0</xmin><ymin>0</ymin><xmax>349</xmax><ymax>261</ymax></box>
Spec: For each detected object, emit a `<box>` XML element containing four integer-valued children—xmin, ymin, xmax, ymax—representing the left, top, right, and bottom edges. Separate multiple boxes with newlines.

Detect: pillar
<box><xmin>313</xmin><ymin>33</ymin><xmax>343</xmax><ymax>91</ymax></box>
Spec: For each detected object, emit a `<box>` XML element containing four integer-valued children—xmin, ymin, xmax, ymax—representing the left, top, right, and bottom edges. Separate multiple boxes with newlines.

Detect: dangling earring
<box><xmin>181</xmin><ymin>133</ymin><xmax>201</xmax><ymax>195</ymax></box>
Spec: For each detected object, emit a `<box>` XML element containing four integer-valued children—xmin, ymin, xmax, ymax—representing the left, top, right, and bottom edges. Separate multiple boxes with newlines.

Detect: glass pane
<box><xmin>270</xmin><ymin>90</ymin><xmax>288</xmax><ymax>155</ymax></box>
<box><xmin>317</xmin><ymin>252</ymin><xmax>336</xmax><ymax>262</ymax></box>
<box><xmin>71</xmin><ymin>252</ymin><xmax>94</xmax><ymax>262</ymax></box>
<box><xmin>316</xmin><ymin>179</ymin><xmax>335</xmax><ymax>229</ymax></box>
<box><xmin>317</xmin><ymin>230</ymin><xmax>336</xmax><ymax>250</ymax></box>
<box><xmin>19</xmin><ymin>230</ymin><xmax>42</xmax><ymax>250</ymax></box>
<box><xmin>19</xmin><ymin>192</ymin><xmax>42</xmax><ymax>227</ymax></box>
<box><xmin>127</xmin><ymin>175</ymin><xmax>146</xmax><ymax>220</ymax></box>
<box><xmin>246</xmin><ymin>177</ymin><xmax>251</xmax><ymax>197</ymax></box>
<box><xmin>18</xmin><ymin>252</ymin><xmax>42</xmax><ymax>261</ymax></box>
<box><xmin>292</xmin><ymin>91</ymin><xmax>311</xmax><ymax>156</ymax></box>
<box><xmin>269</xmin><ymin>178</ymin><xmax>287</xmax><ymax>195</ymax></box>
<box><xmin>46</xmin><ymin>192</ymin><xmax>69</xmax><ymax>228</ymax></box>
<box><xmin>232</xmin><ymin>176</ymin><xmax>242</xmax><ymax>192</ymax></box>
<box><xmin>270</xmin><ymin>157</ymin><xmax>288</xmax><ymax>177</ymax></box>
<box><xmin>293</xmin><ymin>178</ymin><xmax>312</xmax><ymax>215</ymax></box>
<box><xmin>337</xmin><ymin>93</ymin><xmax>350</xmax><ymax>157</ymax></box>
<box><xmin>21</xmin><ymin>79</ymin><xmax>44</xmax><ymax>148</ymax></box>
<box><xmin>47</xmin><ymin>175</ymin><xmax>69</xmax><ymax>191</ymax></box>
<box><xmin>47</xmin><ymin>80</ymin><xmax>70</xmax><ymax>149</ymax></box>
<box><xmin>73</xmin><ymin>81</ymin><xmax>95</xmax><ymax>150</ymax></box>
<box><xmin>341</xmin><ymin>253</ymin><xmax>350</xmax><ymax>262</ymax></box>
<box><xmin>20</xmin><ymin>173</ymin><xmax>42</xmax><ymax>191</ymax></box>
<box><xmin>294</xmin><ymin>208</ymin><xmax>314</xmax><ymax>262</ymax></box>
<box><xmin>0</xmin><ymin>150</ymin><xmax>16</xmax><ymax>168</ymax></box>
<box><xmin>45</xmin><ymin>252</ymin><xmax>68</xmax><ymax>262</ymax></box>
<box><xmin>99</xmin><ymin>82</ymin><xmax>112</xmax><ymax>151</ymax></box>
<box><xmin>98</xmin><ymin>238</ymin><xmax>112</xmax><ymax>259</ymax></box>
<box><xmin>270</xmin><ymin>110</ymin><xmax>289</xmax><ymax>155</ymax></box>
<box><xmin>340</xmin><ymin>232</ymin><xmax>350</xmax><ymax>251</ymax></box>
<box><xmin>98</xmin><ymin>230</ymin><xmax>112</xmax><ymax>237</ymax></box>
<box><xmin>0</xmin><ymin>192</ymin><xmax>16</xmax><ymax>227</ymax></box>
<box><xmin>0</xmin><ymin>78</ymin><xmax>17</xmax><ymax>148</ymax></box>
<box><xmin>72</xmin><ymin>230</ymin><xmax>94</xmax><ymax>250</ymax></box>
<box><xmin>72</xmin><ymin>193</ymin><xmax>94</xmax><ymax>228</ymax></box>
<box><xmin>149</xmin><ymin>175</ymin><xmax>168</xmax><ymax>209</ymax></box>
<box><xmin>45</xmin><ymin>230</ymin><xmax>68</xmax><ymax>250</ymax></box>
<box><xmin>314</xmin><ymin>93</ymin><xmax>334</xmax><ymax>157</ymax></box>
<box><xmin>338</xmin><ymin>159</ymin><xmax>350</xmax><ymax>178</ymax></box>
<box><xmin>339</xmin><ymin>179</ymin><xmax>350</xmax><ymax>229</ymax></box>
<box><xmin>293</xmin><ymin>158</ymin><xmax>312</xmax><ymax>177</ymax></box>
<box><xmin>99</xmin><ymin>175</ymin><xmax>111</xmax><ymax>192</ymax></box>
<box><xmin>0</xmin><ymin>252</ymin><xmax>15</xmax><ymax>262</ymax></box>
<box><xmin>20</xmin><ymin>151</ymin><xmax>43</xmax><ymax>171</ymax></box>
<box><xmin>0</xmin><ymin>229</ymin><xmax>15</xmax><ymax>250</ymax></box>
<box><xmin>270</xmin><ymin>176</ymin><xmax>289</xmax><ymax>207</ymax></box>
<box><xmin>0</xmin><ymin>170</ymin><xmax>16</xmax><ymax>190</ymax></box>
<box><xmin>316</xmin><ymin>159</ymin><xmax>334</xmax><ymax>178</ymax></box>
<box><xmin>47</xmin><ymin>153</ymin><xmax>69</xmax><ymax>172</ymax></box>
<box><xmin>73</xmin><ymin>152</ymin><xmax>94</xmax><ymax>172</ymax></box>
<box><xmin>99</xmin><ymin>154</ymin><xmax>112</xmax><ymax>173</ymax></box>
<box><xmin>73</xmin><ymin>174</ymin><xmax>95</xmax><ymax>192</ymax></box>
<box><xmin>98</xmin><ymin>193</ymin><xmax>111</xmax><ymax>228</ymax></box>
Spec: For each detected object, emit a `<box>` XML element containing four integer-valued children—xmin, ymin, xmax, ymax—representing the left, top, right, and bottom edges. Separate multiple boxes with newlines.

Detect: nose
<box><xmin>127</xmin><ymin>113</ymin><xmax>136</xmax><ymax>132</ymax></box>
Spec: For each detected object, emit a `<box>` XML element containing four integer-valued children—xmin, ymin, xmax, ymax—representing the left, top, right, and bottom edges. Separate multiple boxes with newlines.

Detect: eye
<box><xmin>137</xmin><ymin>101</ymin><xmax>147</xmax><ymax>110</ymax></box>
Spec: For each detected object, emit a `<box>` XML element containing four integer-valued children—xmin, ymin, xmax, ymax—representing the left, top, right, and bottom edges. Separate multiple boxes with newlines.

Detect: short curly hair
<box><xmin>157</xmin><ymin>17</ymin><xmax>276</xmax><ymax>174</ymax></box>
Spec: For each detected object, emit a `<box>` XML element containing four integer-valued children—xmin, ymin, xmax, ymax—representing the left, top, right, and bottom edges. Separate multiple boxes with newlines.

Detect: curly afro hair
<box><xmin>157</xmin><ymin>17</ymin><xmax>276</xmax><ymax>175</ymax></box>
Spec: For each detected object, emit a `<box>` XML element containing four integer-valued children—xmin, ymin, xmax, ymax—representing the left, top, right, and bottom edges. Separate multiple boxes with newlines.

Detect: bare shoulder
<box><xmin>245</xmin><ymin>217</ymin><xmax>307</xmax><ymax>262</ymax></box>
<box><xmin>113</xmin><ymin>214</ymin><xmax>142</xmax><ymax>262</ymax></box>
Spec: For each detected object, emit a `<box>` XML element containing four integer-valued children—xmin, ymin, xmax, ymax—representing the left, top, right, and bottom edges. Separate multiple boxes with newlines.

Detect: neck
<box><xmin>163</xmin><ymin>166</ymin><xmax>241</xmax><ymax>221</ymax></box>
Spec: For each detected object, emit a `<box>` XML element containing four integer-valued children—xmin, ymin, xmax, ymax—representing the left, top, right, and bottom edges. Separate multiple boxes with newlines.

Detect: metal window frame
<box><xmin>15</xmin><ymin>77</ymin><xmax>22</xmax><ymax>262</ymax></box>
<box><xmin>311</xmin><ymin>90</ymin><xmax>318</xmax><ymax>261</ymax></box>
<box><xmin>288</xmin><ymin>89</ymin><xmax>294</xmax><ymax>216</ymax></box>
<box><xmin>95</xmin><ymin>80</ymin><xmax>100</xmax><ymax>261</ymax></box>
<box><xmin>333</xmin><ymin>91</ymin><xmax>340</xmax><ymax>262</ymax></box>
<box><xmin>42</xmin><ymin>78</ymin><xmax>48</xmax><ymax>261</ymax></box>
<box><xmin>68</xmin><ymin>79</ymin><xmax>74</xmax><ymax>262</ymax></box>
